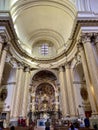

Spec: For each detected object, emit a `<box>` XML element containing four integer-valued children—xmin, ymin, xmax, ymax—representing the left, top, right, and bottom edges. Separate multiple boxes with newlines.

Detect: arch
<box><xmin>32</xmin><ymin>69</ymin><xmax>57</xmax><ymax>81</ymax></box>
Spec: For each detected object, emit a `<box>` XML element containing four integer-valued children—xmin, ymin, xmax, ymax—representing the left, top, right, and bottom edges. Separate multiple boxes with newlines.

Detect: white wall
<box><xmin>4</xmin><ymin>68</ymin><xmax>16</xmax><ymax>111</ymax></box>
<box><xmin>90</xmin><ymin>0</ymin><xmax>98</xmax><ymax>13</ymax></box>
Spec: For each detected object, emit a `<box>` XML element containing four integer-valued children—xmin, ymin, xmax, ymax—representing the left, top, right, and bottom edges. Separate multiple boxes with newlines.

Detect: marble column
<box><xmin>65</xmin><ymin>63</ymin><xmax>76</xmax><ymax>116</ymax></box>
<box><xmin>59</xmin><ymin>66</ymin><xmax>69</xmax><ymax>116</ymax></box>
<box><xmin>32</xmin><ymin>90</ymin><xmax>35</xmax><ymax>113</ymax></box>
<box><xmin>0</xmin><ymin>35</ymin><xmax>3</xmax><ymax>56</ymax></box>
<box><xmin>19</xmin><ymin>70</ymin><xmax>25</xmax><ymax>116</ymax></box>
<box><xmin>82</xmin><ymin>34</ymin><xmax>98</xmax><ymax>105</ymax></box>
<box><xmin>78</xmin><ymin>43</ymin><xmax>97</xmax><ymax>114</ymax></box>
<box><xmin>11</xmin><ymin>67</ymin><xmax>20</xmax><ymax>118</ymax></box>
<box><xmin>55</xmin><ymin>92</ymin><xmax>59</xmax><ymax>111</ymax></box>
<box><xmin>13</xmin><ymin>65</ymin><xmax>24</xmax><ymax>118</ymax></box>
<box><xmin>22</xmin><ymin>67</ymin><xmax>30</xmax><ymax>118</ymax></box>
<box><xmin>0</xmin><ymin>44</ymin><xmax>8</xmax><ymax>86</ymax></box>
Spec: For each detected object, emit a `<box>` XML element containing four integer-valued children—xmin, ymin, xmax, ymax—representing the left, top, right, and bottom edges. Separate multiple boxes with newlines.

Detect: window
<box><xmin>40</xmin><ymin>43</ymin><xmax>48</xmax><ymax>55</ymax></box>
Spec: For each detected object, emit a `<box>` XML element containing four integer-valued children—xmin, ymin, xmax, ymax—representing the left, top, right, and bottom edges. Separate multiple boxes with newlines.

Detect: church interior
<box><xmin>0</xmin><ymin>0</ymin><xmax>98</xmax><ymax>129</ymax></box>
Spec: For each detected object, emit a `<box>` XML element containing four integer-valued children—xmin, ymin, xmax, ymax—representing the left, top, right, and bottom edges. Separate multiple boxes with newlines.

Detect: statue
<box><xmin>27</xmin><ymin>110</ymin><xmax>32</xmax><ymax>125</ymax></box>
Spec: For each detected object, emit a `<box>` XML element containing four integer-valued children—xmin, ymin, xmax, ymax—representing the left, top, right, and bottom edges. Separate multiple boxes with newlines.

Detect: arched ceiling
<box><xmin>32</xmin><ymin>70</ymin><xmax>57</xmax><ymax>81</ymax></box>
<box><xmin>10</xmin><ymin>0</ymin><xmax>77</xmax><ymax>62</ymax></box>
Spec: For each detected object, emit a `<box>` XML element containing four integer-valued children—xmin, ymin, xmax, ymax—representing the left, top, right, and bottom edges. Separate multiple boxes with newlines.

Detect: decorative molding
<box><xmin>2</xmin><ymin>82</ymin><xmax>16</xmax><ymax>85</ymax></box>
<box><xmin>0</xmin><ymin>34</ymin><xmax>4</xmax><ymax>44</ymax></box>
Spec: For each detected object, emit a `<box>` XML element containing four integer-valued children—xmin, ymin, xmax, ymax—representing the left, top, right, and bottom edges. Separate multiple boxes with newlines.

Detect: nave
<box><xmin>0</xmin><ymin>0</ymin><xmax>98</xmax><ymax>130</ymax></box>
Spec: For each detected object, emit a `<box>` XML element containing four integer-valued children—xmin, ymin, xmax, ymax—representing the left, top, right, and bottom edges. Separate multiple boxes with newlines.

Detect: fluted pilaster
<box><xmin>59</xmin><ymin>66</ymin><xmax>69</xmax><ymax>116</ymax></box>
<box><xmin>82</xmin><ymin>34</ymin><xmax>98</xmax><ymax>106</ymax></box>
<box><xmin>32</xmin><ymin>89</ymin><xmax>35</xmax><ymax>113</ymax></box>
<box><xmin>22</xmin><ymin>67</ymin><xmax>30</xmax><ymax>117</ymax></box>
<box><xmin>78</xmin><ymin>45</ymin><xmax>97</xmax><ymax>113</ymax></box>
<box><xmin>0</xmin><ymin>35</ymin><xmax>4</xmax><ymax>56</ymax></box>
<box><xmin>0</xmin><ymin>45</ymin><xmax>9</xmax><ymax>86</ymax></box>
<box><xmin>13</xmin><ymin>64</ymin><xmax>24</xmax><ymax>118</ymax></box>
<box><xmin>65</xmin><ymin>63</ymin><xmax>76</xmax><ymax>116</ymax></box>
<box><xmin>11</xmin><ymin>66</ymin><xmax>20</xmax><ymax>118</ymax></box>
<box><xmin>78</xmin><ymin>43</ymin><xmax>98</xmax><ymax>114</ymax></box>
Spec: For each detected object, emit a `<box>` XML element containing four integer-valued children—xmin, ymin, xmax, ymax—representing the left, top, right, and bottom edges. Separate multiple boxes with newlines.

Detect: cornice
<box><xmin>68</xmin><ymin>19</ymin><xmax>98</xmax><ymax>52</ymax></box>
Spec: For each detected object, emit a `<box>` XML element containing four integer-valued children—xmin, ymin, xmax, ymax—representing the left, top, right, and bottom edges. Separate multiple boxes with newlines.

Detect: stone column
<box><xmin>78</xmin><ymin>43</ymin><xmax>98</xmax><ymax>114</ymax></box>
<box><xmin>10</xmin><ymin>66</ymin><xmax>20</xmax><ymax>118</ymax></box>
<box><xmin>0</xmin><ymin>44</ymin><xmax>8</xmax><ymax>86</ymax></box>
<box><xmin>19</xmin><ymin>70</ymin><xmax>25</xmax><ymax>116</ymax></box>
<box><xmin>65</xmin><ymin>63</ymin><xmax>76</xmax><ymax>116</ymax></box>
<box><xmin>59</xmin><ymin>66</ymin><xmax>69</xmax><ymax>116</ymax></box>
<box><xmin>22</xmin><ymin>67</ymin><xmax>30</xmax><ymax>118</ymax></box>
<box><xmin>32</xmin><ymin>89</ymin><xmax>35</xmax><ymax>113</ymax></box>
<box><xmin>82</xmin><ymin>34</ymin><xmax>98</xmax><ymax>105</ymax></box>
<box><xmin>55</xmin><ymin>92</ymin><xmax>59</xmax><ymax>111</ymax></box>
<box><xmin>0</xmin><ymin>35</ymin><xmax>4</xmax><ymax>56</ymax></box>
<box><xmin>13</xmin><ymin>65</ymin><xmax>24</xmax><ymax>118</ymax></box>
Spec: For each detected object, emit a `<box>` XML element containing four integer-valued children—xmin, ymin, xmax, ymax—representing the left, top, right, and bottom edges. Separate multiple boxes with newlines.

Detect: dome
<box><xmin>10</xmin><ymin>0</ymin><xmax>77</xmax><ymax>60</ymax></box>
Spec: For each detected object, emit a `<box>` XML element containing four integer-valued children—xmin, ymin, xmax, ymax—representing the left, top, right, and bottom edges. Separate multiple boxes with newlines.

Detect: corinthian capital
<box><xmin>81</xmin><ymin>33</ymin><xmax>92</xmax><ymax>43</ymax></box>
<box><xmin>59</xmin><ymin>66</ymin><xmax>65</xmax><ymax>72</ymax></box>
<box><xmin>80</xmin><ymin>33</ymin><xmax>97</xmax><ymax>45</ymax></box>
<box><xmin>74</xmin><ymin>53</ymin><xmax>81</xmax><ymax>63</ymax></box>
<box><xmin>94</xmin><ymin>33</ymin><xmax>98</xmax><ymax>44</ymax></box>
<box><xmin>0</xmin><ymin>35</ymin><xmax>4</xmax><ymax>44</ymax></box>
<box><xmin>24</xmin><ymin>66</ymin><xmax>30</xmax><ymax>72</ymax></box>
<box><xmin>17</xmin><ymin>62</ymin><xmax>24</xmax><ymax>70</ymax></box>
<box><xmin>65</xmin><ymin>62</ymin><xmax>71</xmax><ymax>69</ymax></box>
<box><xmin>0</xmin><ymin>34</ymin><xmax>8</xmax><ymax>44</ymax></box>
<box><xmin>3</xmin><ymin>43</ymin><xmax>10</xmax><ymax>51</ymax></box>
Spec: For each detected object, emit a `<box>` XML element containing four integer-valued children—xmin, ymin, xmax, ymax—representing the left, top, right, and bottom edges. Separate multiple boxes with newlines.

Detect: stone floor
<box><xmin>2</xmin><ymin>127</ymin><xmax>95</xmax><ymax>130</ymax></box>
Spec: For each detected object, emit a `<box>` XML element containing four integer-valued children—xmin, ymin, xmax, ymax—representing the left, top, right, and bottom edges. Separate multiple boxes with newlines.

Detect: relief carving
<box><xmin>0</xmin><ymin>87</ymin><xmax>7</xmax><ymax>101</ymax></box>
<box><xmin>80</xmin><ymin>87</ymin><xmax>88</xmax><ymax>100</ymax></box>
